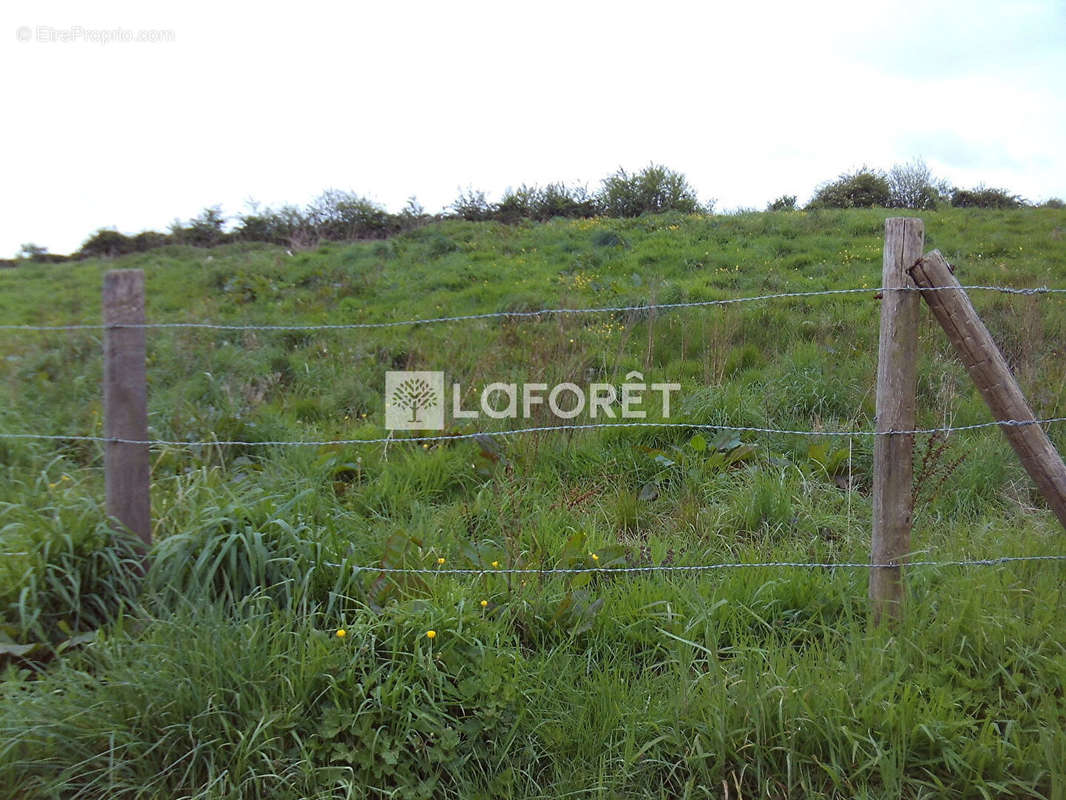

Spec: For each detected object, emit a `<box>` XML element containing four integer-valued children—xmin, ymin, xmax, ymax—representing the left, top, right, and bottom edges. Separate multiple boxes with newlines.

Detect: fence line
<box><xmin>1</xmin><ymin>548</ymin><xmax>1062</xmax><ymax>572</ymax></box>
<box><xmin>327</xmin><ymin>554</ymin><xmax>1066</xmax><ymax>575</ymax></box>
<box><xmin>5</xmin><ymin>247</ymin><xmax>1066</xmax><ymax>618</ymax></box>
<box><xmin>3</xmin><ymin>416</ymin><xmax>1066</xmax><ymax>447</ymax></box>
<box><xmin>0</xmin><ymin>284</ymin><xmax>1063</xmax><ymax>333</ymax></box>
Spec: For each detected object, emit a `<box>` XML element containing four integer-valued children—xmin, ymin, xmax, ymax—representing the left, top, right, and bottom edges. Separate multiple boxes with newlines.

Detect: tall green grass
<box><xmin>3</xmin><ymin>563</ymin><xmax>1064</xmax><ymax>798</ymax></box>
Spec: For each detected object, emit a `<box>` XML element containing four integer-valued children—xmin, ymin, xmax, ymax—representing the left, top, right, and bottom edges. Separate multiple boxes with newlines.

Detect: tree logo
<box><xmin>394</xmin><ymin>378</ymin><xmax>438</xmax><ymax>423</ymax></box>
<box><xmin>385</xmin><ymin>371</ymin><xmax>445</xmax><ymax>430</ymax></box>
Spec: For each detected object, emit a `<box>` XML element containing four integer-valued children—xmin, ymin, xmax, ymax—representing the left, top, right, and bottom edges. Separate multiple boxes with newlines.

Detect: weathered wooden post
<box><xmin>910</xmin><ymin>250</ymin><xmax>1066</xmax><ymax>529</ymax></box>
<box><xmin>871</xmin><ymin>218</ymin><xmax>923</xmax><ymax>625</ymax></box>
<box><xmin>103</xmin><ymin>270</ymin><xmax>151</xmax><ymax>567</ymax></box>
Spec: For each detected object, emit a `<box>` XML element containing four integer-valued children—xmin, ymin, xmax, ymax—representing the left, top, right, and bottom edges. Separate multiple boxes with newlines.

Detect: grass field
<box><xmin>2</xmin><ymin>206</ymin><xmax>1066</xmax><ymax>798</ymax></box>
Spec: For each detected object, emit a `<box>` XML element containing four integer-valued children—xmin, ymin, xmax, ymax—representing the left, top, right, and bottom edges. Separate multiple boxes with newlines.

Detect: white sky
<box><xmin>3</xmin><ymin>0</ymin><xmax>1064</xmax><ymax>257</ymax></box>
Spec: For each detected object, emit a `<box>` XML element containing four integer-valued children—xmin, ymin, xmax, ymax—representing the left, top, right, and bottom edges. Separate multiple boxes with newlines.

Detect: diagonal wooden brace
<box><xmin>909</xmin><ymin>250</ymin><xmax>1066</xmax><ymax>530</ymax></box>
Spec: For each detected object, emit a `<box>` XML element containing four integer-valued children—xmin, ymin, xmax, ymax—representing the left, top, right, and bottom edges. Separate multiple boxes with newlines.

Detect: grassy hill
<box><xmin>2</xmin><ymin>207</ymin><xmax>1066</xmax><ymax>798</ymax></box>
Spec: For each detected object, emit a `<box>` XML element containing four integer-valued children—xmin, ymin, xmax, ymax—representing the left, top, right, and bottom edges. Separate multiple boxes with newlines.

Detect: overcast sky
<box><xmin>3</xmin><ymin>0</ymin><xmax>1064</xmax><ymax>257</ymax></box>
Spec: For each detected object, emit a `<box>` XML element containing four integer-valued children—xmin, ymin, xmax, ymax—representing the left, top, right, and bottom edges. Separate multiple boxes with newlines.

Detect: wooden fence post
<box><xmin>871</xmin><ymin>218</ymin><xmax>924</xmax><ymax>625</ymax></box>
<box><xmin>909</xmin><ymin>250</ymin><xmax>1066</xmax><ymax>529</ymax></box>
<box><xmin>103</xmin><ymin>270</ymin><xmax>151</xmax><ymax>566</ymax></box>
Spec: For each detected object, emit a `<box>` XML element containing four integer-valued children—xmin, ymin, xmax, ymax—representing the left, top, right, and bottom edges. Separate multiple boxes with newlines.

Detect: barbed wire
<box><xmin>0</xmin><ymin>284</ymin><xmax>1062</xmax><ymax>333</ymax></box>
<box><xmin>324</xmin><ymin>554</ymin><xmax>1066</xmax><ymax>575</ymax></box>
<box><xmin>2</xmin><ymin>416</ymin><xmax>1066</xmax><ymax>447</ymax></box>
<box><xmin>3</xmin><ymin>548</ymin><xmax>1062</xmax><ymax>570</ymax></box>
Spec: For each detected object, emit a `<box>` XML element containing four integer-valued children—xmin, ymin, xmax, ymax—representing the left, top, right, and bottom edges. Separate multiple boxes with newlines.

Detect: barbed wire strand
<box><xmin>3</xmin><ymin>416</ymin><xmax>1066</xmax><ymax>447</ymax></box>
<box><xmin>3</xmin><ymin>550</ymin><xmax>1062</xmax><ymax>569</ymax></box>
<box><xmin>1</xmin><ymin>284</ymin><xmax>1062</xmax><ymax>332</ymax></box>
<box><xmin>323</xmin><ymin>554</ymin><xmax>1066</xmax><ymax>575</ymax></box>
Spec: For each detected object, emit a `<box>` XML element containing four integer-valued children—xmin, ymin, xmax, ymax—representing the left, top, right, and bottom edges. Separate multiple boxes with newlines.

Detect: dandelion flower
<box><xmin>591</xmin><ymin>553</ymin><xmax>599</xmax><ymax>561</ymax></box>
<box><xmin>491</xmin><ymin>560</ymin><xmax>499</xmax><ymax>568</ymax></box>
<box><xmin>336</xmin><ymin>629</ymin><xmax>346</xmax><ymax>638</ymax></box>
<box><xmin>480</xmin><ymin>599</ymin><xmax>488</xmax><ymax>607</ymax></box>
<box><xmin>426</xmin><ymin>630</ymin><xmax>436</xmax><ymax>639</ymax></box>
<box><xmin>437</xmin><ymin>557</ymin><xmax>446</xmax><ymax>565</ymax></box>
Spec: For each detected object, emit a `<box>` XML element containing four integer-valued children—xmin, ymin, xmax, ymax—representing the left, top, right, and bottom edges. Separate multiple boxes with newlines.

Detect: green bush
<box><xmin>16</xmin><ymin>244</ymin><xmax>47</xmax><ymax>262</ymax></box>
<box><xmin>887</xmin><ymin>159</ymin><xmax>946</xmax><ymax>210</ymax></box>
<box><xmin>596</xmin><ymin>164</ymin><xmax>701</xmax><ymax>217</ymax></box>
<box><xmin>72</xmin><ymin>192</ymin><xmax>422</xmax><ymax>258</ymax></box>
<box><xmin>450</xmin><ymin>188</ymin><xmax>494</xmax><ymax>222</ymax></box>
<box><xmin>950</xmin><ymin>185</ymin><xmax>1024</xmax><ymax>208</ymax></box>
<box><xmin>400</xmin><ymin>196</ymin><xmax>428</xmax><ymax>222</ymax></box>
<box><xmin>78</xmin><ymin>228</ymin><xmax>135</xmax><ymax>258</ymax></box>
<box><xmin>170</xmin><ymin>205</ymin><xmax>229</xmax><ymax>247</ymax></box>
<box><xmin>531</xmin><ymin>182</ymin><xmax>596</xmax><ymax>220</ymax></box>
<box><xmin>235</xmin><ymin>203</ymin><xmax>312</xmax><ymax>246</ymax></box>
<box><xmin>11</xmin><ymin>245</ymin><xmax>68</xmax><ymax>264</ymax></box>
<box><xmin>808</xmin><ymin>168</ymin><xmax>891</xmax><ymax>209</ymax></box>
<box><xmin>76</xmin><ymin>228</ymin><xmax>169</xmax><ymax>258</ymax></box>
<box><xmin>767</xmin><ymin>194</ymin><xmax>797</xmax><ymax>212</ymax></box>
<box><xmin>307</xmin><ymin>190</ymin><xmax>399</xmax><ymax>240</ymax></box>
<box><xmin>129</xmin><ymin>230</ymin><xmax>169</xmax><ymax>251</ymax></box>
<box><xmin>476</xmin><ymin>183</ymin><xmax>598</xmax><ymax>224</ymax></box>
<box><xmin>494</xmin><ymin>185</ymin><xmax>537</xmax><ymax>224</ymax></box>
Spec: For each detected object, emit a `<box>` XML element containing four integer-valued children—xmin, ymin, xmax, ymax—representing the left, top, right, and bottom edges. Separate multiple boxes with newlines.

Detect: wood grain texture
<box><xmin>910</xmin><ymin>250</ymin><xmax>1066</xmax><ymax>530</ymax></box>
<box><xmin>870</xmin><ymin>218</ymin><xmax>924</xmax><ymax>624</ymax></box>
<box><xmin>103</xmin><ymin>270</ymin><xmax>151</xmax><ymax>561</ymax></box>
